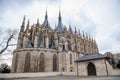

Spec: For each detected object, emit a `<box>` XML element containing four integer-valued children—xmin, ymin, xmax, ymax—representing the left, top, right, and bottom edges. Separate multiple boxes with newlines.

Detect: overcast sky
<box><xmin>0</xmin><ymin>0</ymin><xmax>120</xmax><ymax>65</ymax></box>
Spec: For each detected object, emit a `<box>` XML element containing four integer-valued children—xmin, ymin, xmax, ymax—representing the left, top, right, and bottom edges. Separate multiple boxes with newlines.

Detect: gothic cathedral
<box><xmin>11</xmin><ymin>10</ymin><xmax>99</xmax><ymax>73</ymax></box>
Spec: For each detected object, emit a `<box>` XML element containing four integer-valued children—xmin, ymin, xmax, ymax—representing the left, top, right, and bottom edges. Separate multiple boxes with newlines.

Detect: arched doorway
<box><xmin>87</xmin><ymin>62</ymin><xmax>96</xmax><ymax>76</ymax></box>
<box><xmin>53</xmin><ymin>54</ymin><xmax>57</xmax><ymax>71</ymax></box>
<box><xmin>24</xmin><ymin>52</ymin><xmax>30</xmax><ymax>72</ymax></box>
<box><xmin>39</xmin><ymin>53</ymin><xmax>44</xmax><ymax>72</ymax></box>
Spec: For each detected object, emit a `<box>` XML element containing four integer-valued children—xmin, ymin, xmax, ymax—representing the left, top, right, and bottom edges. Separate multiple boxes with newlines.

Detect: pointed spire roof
<box><xmin>26</xmin><ymin>19</ymin><xmax>30</xmax><ymax>29</ymax></box>
<box><xmin>79</xmin><ymin>29</ymin><xmax>81</xmax><ymax>35</ymax></box>
<box><xmin>59</xmin><ymin>9</ymin><xmax>61</xmax><ymax>21</ymax></box>
<box><xmin>42</xmin><ymin>9</ymin><xmax>50</xmax><ymax>28</ymax></box>
<box><xmin>44</xmin><ymin>7</ymin><xmax>48</xmax><ymax>20</ymax></box>
<box><xmin>20</xmin><ymin>15</ymin><xmax>26</xmax><ymax>32</ymax></box>
<box><xmin>22</xmin><ymin>15</ymin><xmax>25</xmax><ymax>26</ymax></box>
<box><xmin>37</xmin><ymin>18</ymin><xmax>39</xmax><ymax>24</ymax></box>
<box><xmin>92</xmin><ymin>37</ymin><xmax>94</xmax><ymax>42</ymax></box>
<box><xmin>56</xmin><ymin>9</ymin><xmax>63</xmax><ymax>32</ymax></box>
<box><xmin>88</xmin><ymin>34</ymin><xmax>91</xmax><ymax>41</ymax></box>
<box><xmin>82</xmin><ymin>31</ymin><xmax>85</xmax><ymax>38</ymax></box>
<box><xmin>68</xmin><ymin>25</ymin><xmax>73</xmax><ymax>34</ymax></box>
<box><xmin>75</xmin><ymin>26</ymin><xmax>77</xmax><ymax>34</ymax></box>
<box><xmin>86</xmin><ymin>33</ymin><xmax>88</xmax><ymax>39</ymax></box>
<box><xmin>94</xmin><ymin>38</ymin><xmax>97</xmax><ymax>44</ymax></box>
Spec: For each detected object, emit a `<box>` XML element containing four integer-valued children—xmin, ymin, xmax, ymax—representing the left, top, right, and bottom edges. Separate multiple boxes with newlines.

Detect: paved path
<box><xmin>1</xmin><ymin>76</ymin><xmax>120</xmax><ymax>80</ymax></box>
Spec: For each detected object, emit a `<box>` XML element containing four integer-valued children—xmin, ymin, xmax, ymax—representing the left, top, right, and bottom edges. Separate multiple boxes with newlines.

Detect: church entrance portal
<box><xmin>87</xmin><ymin>62</ymin><xmax>96</xmax><ymax>76</ymax></box>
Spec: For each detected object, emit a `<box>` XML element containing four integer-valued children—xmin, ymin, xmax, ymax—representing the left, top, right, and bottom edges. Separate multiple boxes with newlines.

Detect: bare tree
<box><xmin>0</xmin><ymin>29</ymin><xmax>17</xmax><ymax>54</ymax></box>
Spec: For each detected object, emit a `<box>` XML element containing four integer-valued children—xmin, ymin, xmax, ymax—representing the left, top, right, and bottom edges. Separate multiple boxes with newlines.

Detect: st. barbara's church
<box><xmin>12</xmin><ymin>9</ymin><xmax>115</xmax><ymax>76</ymax></box>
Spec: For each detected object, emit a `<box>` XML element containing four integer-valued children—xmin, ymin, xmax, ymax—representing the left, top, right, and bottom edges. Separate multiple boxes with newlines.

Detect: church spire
<box><xmin>26</xmin><ymin>19</ymin><xmax>29</xmax><ymax>29</ymax></box>
<box><xmin>22</xmin><ymin>15</ymin><xmax>25</xmax><ymax>26</ymax></box>
<box><xmin>68</xmin><ymin>25</ymin><xmax>73</xmax><ymax>34</ymax></box>
<box><xmin>56</xmin><ymin>9</ymin><xmax>63</xmax><ymax>32</ymax></box>
<box><xmin>42</xmin><ymin>8</ymin><xmax>50</xmax><ymax>28</ymax></box>
<box><xmin>75</xmin><ymin>26</ymin><xmax>77</xmax><ymax>34</ymax></box>
<box><xmin>20</xmin><ymin>15</ymin><xmax>26</xmax><ymax>32</ymax></box>
<box><xmin>79</xmin><ymin>29</ymin><xmax>81</xmax><ymax>36</ymax></box>
<box><xmin>36</xmin><ymin>18</ymin><xmax>39</xmax><ymax>26</ymax></box>
<box><xmin>88</xmin><ymin>34</ymin><xmax>91</xmax><ymax>41</ymax></box>
<box><xmin>59</xmin><ymin>9</ymin><xmax>61</xmax><ymax>21</ymax></box>
<box><xmin>45</xmin><ymin>7</ymin><xmax>48</xmax><ymax>20</ymax></box>
<box><xmin>86</xmin><ymin>33</ymin><xmax>88</xmax><ymax>40</ymax></box>
<box><xmin>82</xmin><ymin>31</ymin><xmax>85</xmax><ymax>39</ymax></box>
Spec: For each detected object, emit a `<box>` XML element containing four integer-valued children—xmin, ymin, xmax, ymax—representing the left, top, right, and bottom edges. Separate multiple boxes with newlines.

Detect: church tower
<box><xmin>17</xmin><ymin>16</ymin><xmax>25</xmax><ymax>48</ymax></box>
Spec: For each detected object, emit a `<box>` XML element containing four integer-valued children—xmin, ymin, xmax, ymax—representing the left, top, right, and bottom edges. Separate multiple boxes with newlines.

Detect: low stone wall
<box><xmin>0</xmin><ymin>70</ymin><xmax>119</xmax><ymax>79</ymax></box>
<box><xmin>0</xmin><ymin>72</ymin><xmax>75</xmax><ymax>78</ymax></box>
<box><xmin>110</xmin><ymin>69</ymin><xmax>120</xmax><ymax>76</ymax></box>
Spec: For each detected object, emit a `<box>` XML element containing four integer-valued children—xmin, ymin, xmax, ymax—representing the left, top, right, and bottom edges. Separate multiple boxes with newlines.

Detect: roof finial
<box><xmin>79</xmin><ymin>29</ymin><xmax>81</xmax><ymax>35</ymax></box>
<box><xmin>59</xmin><ymin>5</ymin><xmax>60</xmax><ymax>15</ymax></box>
<box><xmin>45</xmin><ymin>6</ymin><xmax>48</xmax><ymax>20</ymax></box>
<box><xmin>37</xmin><ymin>18</ymin><xmax>39</xmax><ymax>22</ymax></box>
<box><xmin>89</xmin><ymin>34</ymin><xmax>91</xmax><ymax>41</ymax></box>
<box><xmin>82</xmin><ymin>31</ymin><xmax>85</xmax><ymax>38</ymax></box>
<box><xmin>58</xmin><ymin>6</ymin><xmax>61</xmax><ymax>21</ymax></box>
<box><xmin>75</xmin><ymin>26</ymin><xmax>77</xmax><ymax>34</ymax></box>
<box><xmin>94</xmin><ymin>37</ymin><xmax>96</xmax><ymax>43</ymax></box>
<box><xmin>68</xmin><ymin>24</ymin><xmax>73</xmax><ymax>34</ymax></box>
<box><xmin>86</xmin><ymin>33</ymin><xmax>88</xmax><ymax>39</ymax></box>
<box><xmin>92</xmin><ymin>37</ymin><xmax>94</xmax><ymax>42</ymax></box>
<box><xmin>26</xmin><ymin>19</ymin><xmax>30</xmax><ymax>29</ymax></box>
<box><xmin>36</xmin><ymin>18</ymin><xmax>39</xmax><ymax>26</ymax></box>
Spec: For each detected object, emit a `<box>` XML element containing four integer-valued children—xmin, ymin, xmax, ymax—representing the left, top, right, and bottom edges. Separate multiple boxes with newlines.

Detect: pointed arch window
<box><xmin>49</xmin><ymin>35</ymin><xmax>55</xmax><ymax>49</ymax></box>
<box><xmin>70</xmin><ymin>54</ymin><xmax>72</xmax><ymax>65</ymax></box>
<box><xmin>68</xmin><ymin>41</ymin><xmax>71</xmax><ymax>50</ymax></box>
<box><xmin>39</xmin><ymin>53</ymin><xmax>44</xmax><ymax>72</ymax></box>
<box><xmin>53</xmin><ymin>54</ymin><xmax>57</xmax><ymax>71</ymax></box>
<box><xmin>24</xmin><ymin>52</ymin><xmax>30</xmax><ymax>72</ymax></box>
<box><xmin>39</xmin><ymin>31</ymin><xmax>45</xmax><ymax>48</ymax></box>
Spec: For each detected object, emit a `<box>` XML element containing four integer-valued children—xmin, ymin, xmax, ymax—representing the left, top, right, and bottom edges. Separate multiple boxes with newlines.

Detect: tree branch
<box><xmin>0</xmin><ymin>34</ymin><xmax>13</xmax><ymax>54</ymax></box>
<box><xmin>0</xmin><ymin>29</ymin><xmax>17</xmax><ymax>54</ymax></box>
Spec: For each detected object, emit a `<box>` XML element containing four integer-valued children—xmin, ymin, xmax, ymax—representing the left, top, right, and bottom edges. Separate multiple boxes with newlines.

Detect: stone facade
<box><xmin>11</xmin><ymin>10</ymin><xmax>99</xmax><ymax>73</ymax></box>
<box><xmin>75</xmin><ymin>59</ymin><xmax>115</xmax><ymax>76</ymax></box>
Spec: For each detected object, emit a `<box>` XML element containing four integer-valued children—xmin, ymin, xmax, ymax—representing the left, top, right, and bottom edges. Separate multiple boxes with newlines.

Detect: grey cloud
<box><xmin>77</xmin><ymin>12</ymin><xmax>97</xmax><ymax>36</ymax></box>
<box><xmin>0</xmin><ymin>0</ymin><xmax>120</xmax><ymax>54</ymax></box>
<box><xmin>0</xmin><ymin>0</ymin><xmax>34</xmax><ymax>20</ymax></box>
<box><xmin>41</xmin><ymin>0</ymin><xmax>61</xmax><ymax>4</ymax></box>
<box><xmin>110</xmin><ymin>25</ymin><xmax>120</xmax><ymax>41</ymax></box>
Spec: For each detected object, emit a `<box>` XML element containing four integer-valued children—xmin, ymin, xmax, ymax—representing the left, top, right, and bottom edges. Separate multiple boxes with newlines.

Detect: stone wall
<box><xmin>12</xmin><ymin>48</ymin><xmax>77</xmax><ymax>73</ymax></box>
<box><xmin>75</xmin><ymin>59</ymin><xmax>110</xmax><ymax>76</ymax></box>
<box><xmin>94</xmin><ymin>59</ymin><xmax>108</xmax><ymax>76</ymax></box>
